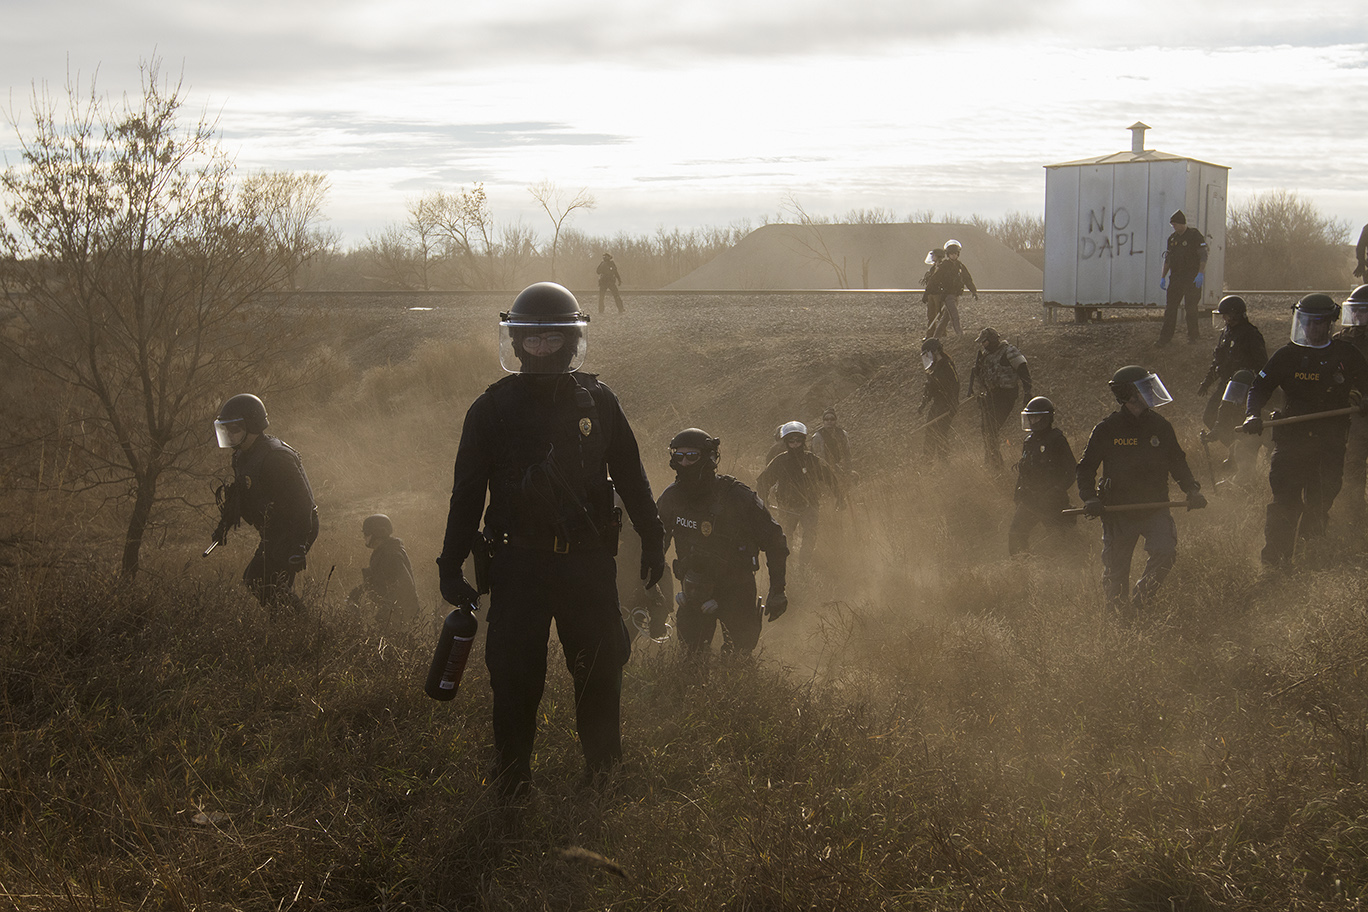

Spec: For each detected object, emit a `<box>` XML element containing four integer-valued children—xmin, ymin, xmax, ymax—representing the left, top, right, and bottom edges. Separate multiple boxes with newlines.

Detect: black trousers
<box><xmin>243</xmin><ymin>543</ymin><xmax>302</xmax><ymax>614</ymax></box>
<box><xmin>675</xmin><ymin>572</ymin><xmax>761</xmax><ymax>655</ymax></box>
<box><xmin>1160</xmin><ymin>278</ymin><xmax>1201</xmax><ymax>343</ymax></box>
<box><xmin>979</xmin><ymin>388</ymin><xmax>1019</xmax><ymax>468</ymax></box>
<box><xmin>484</xmin><ymin>546</ymin><xmax>630</xmax><ymax>786</ymax></box>
<box><xmin>1263</xmin><ymin>428</ymin><xmax>1348</xmax><ymax>564</ymax></box>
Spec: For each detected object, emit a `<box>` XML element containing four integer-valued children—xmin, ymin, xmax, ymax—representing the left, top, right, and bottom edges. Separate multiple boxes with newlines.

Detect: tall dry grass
<box><xmin>7</xmin><ymin>294</ymin><xmax>1368</xmax><ymax>910</ymax></box>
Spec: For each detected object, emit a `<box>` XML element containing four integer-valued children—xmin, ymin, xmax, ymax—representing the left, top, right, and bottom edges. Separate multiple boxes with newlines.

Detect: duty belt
<box><xmin>488</xmin><ymin>530</ymin><xmax>601</xmax><ymax>554</ymax></box>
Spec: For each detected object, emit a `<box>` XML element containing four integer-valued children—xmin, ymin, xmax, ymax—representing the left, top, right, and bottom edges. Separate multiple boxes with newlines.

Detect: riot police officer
<box><xmin>347</xmin><ymin>514</ymin><xmax>423</xmax><ymax>633</ymax></box>
<box><xmin>1198</xmin><ymin>295</ymin><xmax>1267</xmax><ymax>439</ymax></box>
<box><xmin>1008</xmin><ymin>397</ymin><xmax>1077</xmax><ymax>555</ymax></box>
<box><xmin>918</xmin><ymin>337</ymin><xmax>959</xmax><ymax>464</ymax></box>
<box><xmin>968</xmin><ymin>327</ymin><xmax>1032</xmax><ymax>469</ymax></box>
<box><xmin>757</xmin><ymin>421</ymin><xmax>845</xmax><ymax>566</ymax></box>
<box><xmin>1334</xmin><ymin>285</ymin><xmax>1368</xmax><ymax>524</ymax></box>
<box><xmin>435</xmin><ymin>282</ymin><xmax>665</xmax><ymax>795</ymax></box>
<box><xmin>656</xmin><ymin>428</ymin><xmax>789</xmax><ymax>656</ymax></box>
<box><xmin>212</xmin><ymin>393</ymin><xmax>319</xmax><ymax>613</ymax></box>
<box><xmin>1077</xmin><ymin>367</ymin><xmax>1205</xmax><ymax>618</ymax></box>
<box><xmin>1241</xmin><ymin>293</ymin><xmax>1368</xmax><ymax>565</ymax></box>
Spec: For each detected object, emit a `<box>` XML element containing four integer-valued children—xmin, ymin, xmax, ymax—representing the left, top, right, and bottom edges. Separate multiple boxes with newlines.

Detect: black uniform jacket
<box><xmin>1248</xmin><ymin>340</ymin><xmax>1368</xmax><ymax>440</ymax></box>
<box><xmin>368</xmin><ymin>536</ymin><xmax>421</xmax><ymax>614</ymax></box>
<box><xmin>926</xmin><ymin>259</ymin><xmax>977</xmax><ymax>296</ymax></box>
<box><xmin>1165</xmin><ymin>228</ymin><xmax>1208</xmax><ymax>282</ymax></box>
<box><xmin>1015</xmin><ymin>427</ymin><xmax>1076</xmax><ymax>509</ymax></box>
<box><xmin>1203</xmin><ymin>319</ymin><xmax>1268</xmax><ymax>388</ymax></box>
<box><xmin>439</xmin><ymin>371</ymin><xmax>663</xmax><ymax>568</ymax></box>
<box><xmin>657</xmin><ymin>474</ymin><xmax>788</xmax><ymax>590</ymax></box>
<box><xmin>757</xmin><ymin>449</ymin><xmax>842</xmax><ymax>513</ymax></box>
<box><xmin>233</xmin><ymin>435</ymin><xmax>317</xmax><ymax>555</ymax></box>
<box><xmin>1077</xmin><ymin>408</ymin><xmax>1199</xmax><ymax>506</ymax></box>
<box><xmin>921</xmin><ymin>359</ymin><xmax>960</xmax><ymax>415</ymax></box>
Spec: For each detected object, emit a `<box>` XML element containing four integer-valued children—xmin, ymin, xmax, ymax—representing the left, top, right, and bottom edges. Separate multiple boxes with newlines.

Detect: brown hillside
<box><xmin>664</xmin><ymin>223</ymin><xmax>1044</xmax><ymax>291</ymax></box>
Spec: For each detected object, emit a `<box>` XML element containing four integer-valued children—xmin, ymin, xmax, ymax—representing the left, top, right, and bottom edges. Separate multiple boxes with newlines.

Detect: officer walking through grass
<box><xmin>1077</xmin><ymin>367</ymin><xmax>1206</xmax><ymax>619</ymax></box>
<box><xmin>757</xmin><ymin>421</ymin><xmax>845</xmax><ymax>566</ymax></box>
<box><xmin>968</xmin><ymin>327</ymin><xmax>1032</xmax><ymax>469</ymax></box>
<box><xmin>436</xmin><ymin>282</ymin><xmax>665</xmax><ymax>796</ymax></box>
<box><xmin>1334</xmin><ymin>285</ymin><xmax>1368</xmax><ymax>525</ymax></box>
<box><xmin>1241</xmin><ymin>293</ymin><xmax>1368</xmax><ymax>566</ymax></box>
<box><xmin>1198</xmin><ymin>295</ymin><xmax>1268</xmax><ymax>479</ymax></box>
<box><xmin>212</xmin><ymin>393</ymin><xmax>319</xmax><ymax>615</ymax></box>
<box><xmin>1008</xmin><ymin>397</ymin><xmax>1077</xmax><ymax>555</ymax></box>
<box><xmin>918</xmin><ymin>337</ymin><xmax>960</xmax><ymax>464</ymax></box>
<box><xmin>657</xmin><ymin>428</ymin><xmax>789</xmax><ymax>656</ymax></box>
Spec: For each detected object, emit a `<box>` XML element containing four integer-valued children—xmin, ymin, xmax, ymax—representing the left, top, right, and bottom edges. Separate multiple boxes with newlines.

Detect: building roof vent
<box><xmin>1129</xmin><ymin>121</ymin><xmax>1150</xmax><ymax>155</ymax></box>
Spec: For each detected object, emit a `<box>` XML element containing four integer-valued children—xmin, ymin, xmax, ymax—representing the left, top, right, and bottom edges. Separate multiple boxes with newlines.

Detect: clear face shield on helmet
<box><xmin>1020</xmin><ymin>410</ymin><xmax>1052</xmax><ymax>432</ymax></box>
<box><xmin>214</xmin><ymin>418</ymin><xmax>247</xmax><ymax>449</ymax></box>
<box><xmin>1290</xmin><ymin>310</ymin><xmax>1334</xmax><ymax>348</ymax></box>
<box><xmin>1211</xmin><ymin>310</ymin><xmax>1227</xmax><ymax>331</ymax></box>
<box><xmin>1343</xmin><ymin>304</ymin><xmax>1368</xmax><ymax>327</ymax></box>
<box><xmin>498</xmin><ymin>319</ymin><xmax>588</xmax><ymax>373</ymax></box>
<box><xmin>1130</xmin><ymin>372</ymin><xmax>1173</xmax><ymax>408</ymax></box>
<box><xmin>1222</xmin><ymin>377</ymin><xmax>1251</xmax><ymax>405</ymax></box>
<box><xmin>921</xmin><ymin>351</ymin><xmax>936</xmax><ymax>371</ymax></box>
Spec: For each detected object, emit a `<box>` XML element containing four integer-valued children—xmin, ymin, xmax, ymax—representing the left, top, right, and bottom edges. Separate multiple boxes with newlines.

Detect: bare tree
<box><xmin>239</xmin><ymin>170</ymin><xmax>338</xmax><ymax>289</ymax></box>
<box><xmin>780</xmin><ymin>194</ymin><xmax>851</xmax><ymax>288</ymax></box>
<box><xmin>403</xmin><ymin>193</ymin><xmax>443</xmax><ymax>290</ymax></box>
<box><xmin>528</xmin><ymin>180</ymin><xmax>596</xmax><ymax>280</ymax></box>
<box><xmin>1227</xmin><ymin>190</ymin><xmax>1350</xmax><ymax>289</ymax></box>
<box><xmin>427</xmin><ymin>184</ymin><xmax>499</xmax><ymax>289</ymax></box>
<box><xmin>0</xmin><ymin>59</ymin><xmax>313</xmax><ymax>576</ymax></box>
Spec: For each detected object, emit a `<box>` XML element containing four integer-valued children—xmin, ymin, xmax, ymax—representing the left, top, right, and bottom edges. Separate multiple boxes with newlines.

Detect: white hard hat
<box><xmin>779</xmin><ymin>420</ymin><xmax>808</xmax><ymax>439</ymax></box>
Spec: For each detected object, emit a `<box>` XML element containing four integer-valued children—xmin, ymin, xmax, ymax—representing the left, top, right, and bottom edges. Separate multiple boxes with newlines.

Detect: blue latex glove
<box><xmin>1195</xmin><ymin>272</ymin><xmax>1205</xmax><ymax>289</ymax></box>
<box><xmin>1159</xmin><ymin>276</ymin><xmax>1169</xmax><ymax>291</ymax></box>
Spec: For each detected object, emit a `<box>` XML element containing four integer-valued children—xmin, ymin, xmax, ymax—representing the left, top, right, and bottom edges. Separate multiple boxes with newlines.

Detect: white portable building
<box><xmin>1042</xmin><ymin>123</ymin><xmax>1228</xmax><ymax>322</ymax></box>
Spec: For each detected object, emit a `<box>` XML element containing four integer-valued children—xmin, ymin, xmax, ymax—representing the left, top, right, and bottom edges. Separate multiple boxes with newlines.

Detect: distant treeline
<box><xmin>299</xmin><ymin>190</ymin><xmax>1356</xmax><ymax>294</ymax></box>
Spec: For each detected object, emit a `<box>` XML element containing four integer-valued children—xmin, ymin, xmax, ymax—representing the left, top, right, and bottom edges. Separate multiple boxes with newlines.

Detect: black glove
<box><xmin>1082</xmin><ymin>498</ymin><xmax>1104</xmax><ymax>518</ymax></box>
<box><xmin>1186</xmin><ymin>490</ymin><xmax>1208</xmax><ymax>511</ymax></box>
<box><xmin>764</xmin><ymin>591</ymin><xmax>788</xmax><ymax>622</ymax></box>
<box><xmin>1197</xmin><ymin>379</ymin><xmax>1211</xmax><ymax>396</ymax></box>
<box><xmin>440</xmin><ymin>574</ymin><xmax>479</xmax><ymax>607</ymax></box>
<box><xmin>1355</xmin><ymin>264</ymin><xmax>1366</xmax><ymax>279</ymax></box>
<box><xmin>1241</xmin><ymin>414</ymin><xmax>1263</xmax><ymax>435</ymax></box>
<box><xmin>1351</xmin><ymin>389</ymin><xmax>1368</xmax><ymax>417</ymax></box>
<box><xmin>640</xmin><ymin>545</ymin><xmax>665</xmax><ymax>590</ymax></box>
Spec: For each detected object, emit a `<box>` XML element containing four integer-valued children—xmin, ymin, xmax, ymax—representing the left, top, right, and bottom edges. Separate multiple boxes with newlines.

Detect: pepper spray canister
<box><xmin>424</xmin><ymin>605</ymin><xmax>478</xmax><ymax>701</ymax></box>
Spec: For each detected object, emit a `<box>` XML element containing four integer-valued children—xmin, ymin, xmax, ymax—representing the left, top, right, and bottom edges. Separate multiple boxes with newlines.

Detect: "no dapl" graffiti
<box><xmin>1079</xmin><ymin>207</ymin><xmax>1145</xmax><ymax>259</ymax></box>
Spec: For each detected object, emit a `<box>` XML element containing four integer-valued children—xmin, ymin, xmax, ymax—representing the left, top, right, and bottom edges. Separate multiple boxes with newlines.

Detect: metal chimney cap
<box><xmin>1128</xmin><ymin>121</ymin><xmax>1151</xmax><ymax>154</ymax></box>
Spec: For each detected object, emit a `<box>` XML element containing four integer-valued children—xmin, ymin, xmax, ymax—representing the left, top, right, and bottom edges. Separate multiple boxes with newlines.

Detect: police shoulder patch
<box><xmin>579</xmin><ymin>417</ymin><xmax>593</xmax><ymax>437</ymax></box>
<box><xmin>701</xmin><ymin>521</ymin><xmax>713</xmax><ymax>537</ymax></box>
<box><xmin>1150</xmin><ymin>435</ymin><xmax>1160</xmax><ymax>447</ymax></box>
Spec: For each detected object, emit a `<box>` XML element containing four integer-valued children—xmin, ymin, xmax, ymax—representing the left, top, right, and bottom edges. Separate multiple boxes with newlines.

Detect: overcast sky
<box><xmin>3</xmin><ymin>0</ymin><xmax>1366</xmax><ymax>246</ymax></box>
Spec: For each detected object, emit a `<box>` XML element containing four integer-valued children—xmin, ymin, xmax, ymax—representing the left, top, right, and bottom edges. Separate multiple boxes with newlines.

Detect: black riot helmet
<box><xmin>669</xmin><ymin>427</ymin><xmax>721</xmax><ymax>491</ymax></box>
<box><xmin>215</xmin><ymin>393</ymin><xmax>268</xmax><ymax>448</ymax></box>
<box><xmin>362</xmin><ymin>513</ymin><xmax>394</xmax><ymax>540</ymax></box>
<box><xmin>920</xmin><ymin>336</ymin><xmax>942</xmax><ymax>370</ymax></box>
<box><xmin>1216</xmin><ymin>295</ymin><xmax>1246</xmax><ymax>317</ymax></box>
<box><xmin>1109</xmin><ymin>365</ymin><xmax>1173</xmax><ymax>408</ymax></box>
<box><xmin>1342</xmin><ymin>285</ymin><xmax>1368</xmax><ymax>327</ymax></box>
<box><xmin>975</xmin><ymin>326</ymin><xmax>1001</xmax><ymax>350</ymax></box>
<box><xmin>498</xmin><ymin>282</ymin><xmax>590</xmax><ymax>373</ymax></box>
<box><xmin>1291</xmin><ymin>293</ymin><xmax>1339</xmax><ymax>348</ymax></box>
<box><xmin>1020</xmin><ymin>395</ymin><xmax>1055</xmax><ymax>432</ymax></box>
<box><xmin>668</xmin><ymin>427</ymin><xmax>721</xmax><ymax>470</ymax></box>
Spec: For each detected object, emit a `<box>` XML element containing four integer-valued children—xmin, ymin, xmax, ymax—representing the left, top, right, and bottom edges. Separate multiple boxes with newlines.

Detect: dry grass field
<box><xmin>7</xmin><ymin>288</ymin><xmax>1368</xmax><ymax>910</ymax></box>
